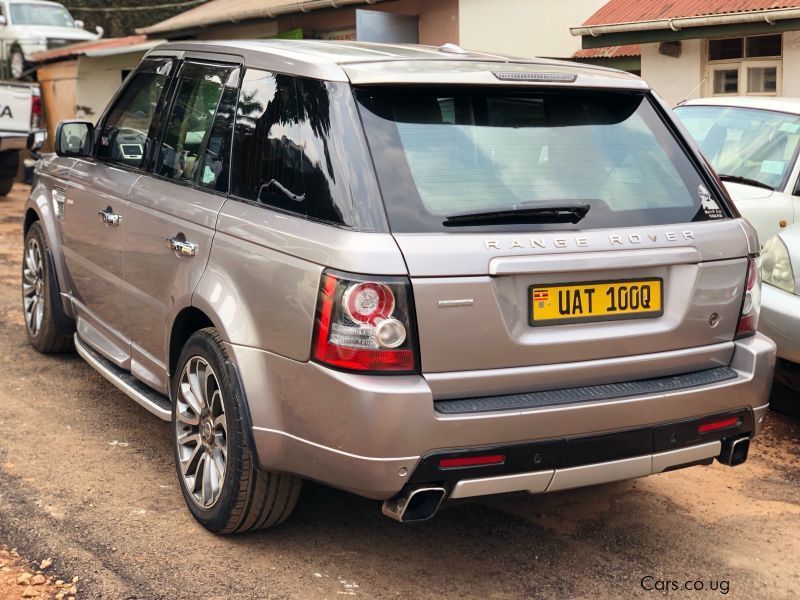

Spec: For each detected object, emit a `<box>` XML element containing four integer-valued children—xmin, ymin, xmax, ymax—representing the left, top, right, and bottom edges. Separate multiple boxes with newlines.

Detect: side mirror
<box><xmin>0</xmin><ymin>15</ymin><xmax>7</xmax><ymax>26</ymax></box>
<box><xmin>27</xmin><ymin>129</ymin><xmax>47</xmax><ymax>152</ymax></box>
<box><xmin>74</xmin><ymin>19</ymin><xmax>84</xmax><ymax>29</ymax></box>
<box><xmin>54</xmin><ymin>120</ymin><xmax>94</xmax><ymax>157</ymax></box>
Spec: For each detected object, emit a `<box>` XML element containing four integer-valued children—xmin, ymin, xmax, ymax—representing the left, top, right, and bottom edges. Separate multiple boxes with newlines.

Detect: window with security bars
<box><xmin>707</xmin><ymin>34</ymin><xmax>782</xmax><ymax>96</ymax></box>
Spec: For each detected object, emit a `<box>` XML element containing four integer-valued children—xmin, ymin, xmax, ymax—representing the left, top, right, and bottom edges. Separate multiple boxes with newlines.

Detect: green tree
<box><xmin>62</xmin><ymin>0</ymin><xmax>208</xmax><ymax>38</ymax></box>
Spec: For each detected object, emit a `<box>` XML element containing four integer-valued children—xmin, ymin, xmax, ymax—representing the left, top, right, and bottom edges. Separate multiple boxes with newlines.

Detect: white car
<box><xmin>0</xmin><ymin>0</ymin><xmax>101</xmax><ymax>78</ymax></box>
<box><xmin>674</xmin><ymin>97</ymin><xmax>800</xmax><ymax>246</ymax></box>
<box><xmin>675</xmin><ymin>97</ymin><xmax>800</xmax><ymax>414</ymax></box>
<box><xmin>759</xmin><ymin>226</ymin><xmax>800</xmax><ymax>414</ymax></box>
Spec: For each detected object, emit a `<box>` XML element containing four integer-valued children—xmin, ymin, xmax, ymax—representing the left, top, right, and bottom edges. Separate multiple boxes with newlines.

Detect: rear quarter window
<box><xmin>229</xmin><ymin>69</ymin><xmax>383</xmax><ymax>229</ymax></box>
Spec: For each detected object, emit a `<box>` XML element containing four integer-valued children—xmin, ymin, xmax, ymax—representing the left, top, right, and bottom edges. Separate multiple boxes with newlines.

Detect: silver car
<box><xmin>22</xmin><ymin>40</ymin><xmax>776</xmax><ymax>533</ymax></box>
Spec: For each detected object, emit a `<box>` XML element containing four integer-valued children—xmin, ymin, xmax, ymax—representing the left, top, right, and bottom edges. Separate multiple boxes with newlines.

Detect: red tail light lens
<box><xmin>735</xmin><ymin>255</ymin><xmax>761</xmax><ymax>339</ymax></box>
<box><xmin>30</xmin><ymin>90</ymin><xmax>42</xmax><ymax>130</ymax></box>
<box><xmin>698</xmin><ymin>416</ymin><xmax>740</xmax><ymax>434</ymax></box>
<box><xmin>439</xmin><ymin>454</ymin><xmax>505</xmax><ymax>469</ymax></box>
<box><xmin>312</xmin><ymin>270</ymin><xmax>418</xmax><ymax>373</ymax></box>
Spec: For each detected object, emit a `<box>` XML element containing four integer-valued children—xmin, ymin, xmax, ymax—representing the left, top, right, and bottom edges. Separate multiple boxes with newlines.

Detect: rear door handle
<box><xmin>169</xmin><ymin>236</ymin><xmax>198</xmax><ymax>257</ymax></box>
<box><xmin>98</xmin><ymin>207</ymin><xmax>122</xmax><ymax>227</ymax></box>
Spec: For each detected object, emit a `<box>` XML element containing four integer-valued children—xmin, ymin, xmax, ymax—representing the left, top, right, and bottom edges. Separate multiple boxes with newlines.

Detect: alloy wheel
<box><xmin>175</xmin><ymin>356</ymin><xmax>228</xmax><ymax>509</ymax></box>
<box><xmin>22</xmin><ymin>237</ymin><xmax>45</xmax><ymax>336</ymax></box>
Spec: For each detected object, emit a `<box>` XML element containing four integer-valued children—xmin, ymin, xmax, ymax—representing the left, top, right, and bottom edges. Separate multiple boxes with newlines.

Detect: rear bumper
<box><xmin>450</xmin><ymin>441</ymin><xmax>723</xmax><ymax>499</ymax></box>
<box><xmin>0</xmin><ymin>133</ymin><xmax>26</xmax><ymax>153</ymax></box>
<box><xmin>229</xmin><ymin>333</ymin><xmax>775</xmax><ymax>500</ymax></box>
<box><xmin>759</xmin><ymin>283</ymin><xmax>800</xmax><ymax>364</ymax></box>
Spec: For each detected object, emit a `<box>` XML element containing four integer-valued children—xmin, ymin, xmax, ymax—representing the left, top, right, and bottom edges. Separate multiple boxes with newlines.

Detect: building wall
<box><xmin>458</xmin><ymin>0</ymin><xmax>606</xmax><ymax>59</ymax></box>
<box><xmin>75</xmin><ymin>52</ymin><xmax>148</xmax><ymax>122</ymax></box>
<box><xmin>640</xmin><ymin>40</ymin><xmax>704</xmax><ymax>107</ymax></box>
<box><xmin>195</xmin><ymin>0</ymin><xmax>458</xmax><ymax>47</ymax></box>
<box><xmin>782</xmin><ymin>30</ymin><xmax>800</xmax><ymax>98</ymax></box>
<box><xmin>36</xmin><ymin>60</ymin><xmax>77</xmax><ymax>150</ymax></box>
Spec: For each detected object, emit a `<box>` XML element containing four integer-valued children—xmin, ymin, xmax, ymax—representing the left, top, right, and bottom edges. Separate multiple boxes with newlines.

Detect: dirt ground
<box><xmin>0</xmin><ymin>183</ymin><xmax>798</xmax><ymax>600</ymax></box>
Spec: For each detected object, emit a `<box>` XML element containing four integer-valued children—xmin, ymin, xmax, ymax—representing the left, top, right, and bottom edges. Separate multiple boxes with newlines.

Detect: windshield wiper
<box><xmin>718</xmin><ymin>174</ymin><xmax>774</xmax><ymax>191</ymax></box>
<box><xmin>444</xmin><ymin>201</ymin><xmax>591</xmax><ymax>226</ymax></box>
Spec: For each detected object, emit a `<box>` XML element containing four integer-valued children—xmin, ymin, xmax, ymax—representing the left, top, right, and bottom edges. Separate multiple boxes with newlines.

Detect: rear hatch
<box><xmin>355</xmin><ymin>85</ymin><xmax>750</xmax><ymax>376</ymax></box>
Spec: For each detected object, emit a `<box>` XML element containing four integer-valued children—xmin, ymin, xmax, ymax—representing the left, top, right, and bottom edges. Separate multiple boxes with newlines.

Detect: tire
<box><xmin>22</xmin><ymin>222</ymin><xmax>74</xmax><ymax>353</ymax></box>
<box><xmin>0</xmin><ymin>150</ymin><xmax>19</xmax><ymax>196</ymax></box>
<box><xmin>769</xmin><ymin>369</ymin><xmax>800</xmax><ymax>417</ymax></box>
<box><xmin>0</xmin><ymin>177</ymin><xmax>13</xmax><ymax>197</ymax></box>
<box><xmin>171</xmin><ymin>328</ymin><xmax>302</xmax><ymax>534</ymax></box>
<box><xmin>9</xmin><ymin>47</ymin><xmax>26</xmax><ymax>80</ymax></box>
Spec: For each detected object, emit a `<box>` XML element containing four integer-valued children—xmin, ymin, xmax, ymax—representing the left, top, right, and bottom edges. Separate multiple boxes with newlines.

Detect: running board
<box><xmin>74</xmin><ymin>334</ymin><xmax>171</xmax><ymax>421</ymax></box>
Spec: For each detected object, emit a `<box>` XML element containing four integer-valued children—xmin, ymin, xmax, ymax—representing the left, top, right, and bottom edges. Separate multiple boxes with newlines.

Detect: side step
<box><xmin>74</xmin><ymin>334</ymin><xmax>171</xmax><ymax>421</ymax></box>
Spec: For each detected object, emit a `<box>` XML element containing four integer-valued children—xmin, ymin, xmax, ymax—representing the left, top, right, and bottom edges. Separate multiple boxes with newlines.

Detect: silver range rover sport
<box><xmin>22</xmin><ymin>40</ymin><xmax>776</xmax><ymax>533</ymax></box>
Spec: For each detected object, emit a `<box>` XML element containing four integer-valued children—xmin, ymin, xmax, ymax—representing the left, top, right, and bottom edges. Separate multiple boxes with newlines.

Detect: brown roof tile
<box><xmin>583</xmin><ymin>0</ymin><xmax>800</xmax><ymax>27</ymax></box>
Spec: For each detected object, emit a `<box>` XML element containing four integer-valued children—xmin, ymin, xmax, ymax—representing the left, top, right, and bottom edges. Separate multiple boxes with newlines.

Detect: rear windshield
<box><xmin>355</xmin><ymin>88</ymin><xmax>727</xmax><ymax>233</ymax></box>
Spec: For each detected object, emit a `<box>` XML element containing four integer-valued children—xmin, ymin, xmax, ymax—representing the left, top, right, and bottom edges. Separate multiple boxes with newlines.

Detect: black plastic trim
<box><xmin>46</xmin><ymin>250</ymin><xmax>75</xmax><ymax>337</ymax></box>
<box><xmin>407</xmin><ymin>408</ymin><xmax>754</xmax><ymax>489</ymax></box>
<box><xmin>225</xmin><ymin>360</ymin><xmax>260</xmax><ymax>471</ymax></box>
<box><xmin>434</xmin><ymin>367</ymin><xmax>737</xmax><ymax>415</ymax></box>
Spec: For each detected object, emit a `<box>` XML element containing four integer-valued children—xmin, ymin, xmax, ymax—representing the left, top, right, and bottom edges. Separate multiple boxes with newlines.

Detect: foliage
<box><xmin>61</xmin><ymin>0</ymin><xmax>206</xmax><ymax>38</ymax></box>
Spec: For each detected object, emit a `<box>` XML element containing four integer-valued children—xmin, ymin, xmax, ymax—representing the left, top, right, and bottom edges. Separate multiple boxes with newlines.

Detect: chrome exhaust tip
<box><xmin>718</xmin><ymin>435</ymin><xmax>750</xmax><ymax>467</ymax></box>
<box><xmin>382</xmin><ymin>487</ymin><xmax>446</xmax><ymax>523</ymax></box>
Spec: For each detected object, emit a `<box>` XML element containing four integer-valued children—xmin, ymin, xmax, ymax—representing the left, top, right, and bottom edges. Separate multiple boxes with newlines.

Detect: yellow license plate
<box><xmin>530</xmin><ymin>279</ymin><xmax>663</xmax><ymax>325</ymax></box>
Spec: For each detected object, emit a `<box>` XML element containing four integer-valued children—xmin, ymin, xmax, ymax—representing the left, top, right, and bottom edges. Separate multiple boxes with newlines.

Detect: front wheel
<box><xmin>171</xmin><ymin>328</ymin><xmax>302</xmax><ymax>534</ymax></box>
<box><xmin>22</xmin><ymin>223</ymin><xmax>73</xmax><ymax>353</ymax></box>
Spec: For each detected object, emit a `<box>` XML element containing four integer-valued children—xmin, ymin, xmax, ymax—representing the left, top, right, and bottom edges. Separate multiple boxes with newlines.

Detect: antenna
<box><xmin>679</xmin><ymin>78</ymin><xmax>707</xmax><ymax>104</ymax></box>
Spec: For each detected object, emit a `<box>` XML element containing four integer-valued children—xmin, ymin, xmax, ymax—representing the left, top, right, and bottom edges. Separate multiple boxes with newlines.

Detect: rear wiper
<box><xmin>718</xmin><ymin>174</ymin><xmax>774</xmax><ymax>191</ymax></box>
<box><xmin>444</xmin><ymin>201</ymin><xmax>591</xmax><ymax>226</ymax></box>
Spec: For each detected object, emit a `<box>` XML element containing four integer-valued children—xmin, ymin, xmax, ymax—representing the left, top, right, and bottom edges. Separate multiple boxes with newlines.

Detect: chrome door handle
<box><xmin>98</xmin><ymin>208</ymin><xmax>122</xmax><ymax>226</ymax></box>
<box><xmin>169</xmin><ymin>237</ymin><xmax>199</xmax><ymax>257</ymax></box>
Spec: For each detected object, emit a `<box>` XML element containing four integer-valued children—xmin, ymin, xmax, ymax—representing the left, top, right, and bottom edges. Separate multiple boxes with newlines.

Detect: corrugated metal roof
<box><xmin>138</xmin><ymin>0</ymin><xmax>377</xmax><ymax>36</ymax></box>
<box><xmin>32</xmin><ymin>35</ymin><xmax>148</xmax><ymax>62</ymax></box>
<box><xmin>573</xmin><ymin>44</ymin><xmax>641</xmax><ymax>59</ymax></box>
<box><xmin>584</xmin><ymin>1</ymin><xmax>800</xmax><ymax>27</ymax></box>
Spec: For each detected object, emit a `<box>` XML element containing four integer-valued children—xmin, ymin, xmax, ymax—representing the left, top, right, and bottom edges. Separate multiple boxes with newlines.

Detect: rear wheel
<box><xmin>22</xmin><ymin>223</ymin><xmax>73</xmax><ymax>353</ymax></box>
<box><xmin>0</xmin><ymin>150</ymin><xmax>19</xmax><ymax>196</ymax></box>
<box><xmin>172</xmin><ymin>328</ymin><xmax>301</xmax><ymax>534</ymax></box>
<box><xmin>0</xmin><ymin>177</ymin><xmax>13</xmax><ymax>197</ymax></box>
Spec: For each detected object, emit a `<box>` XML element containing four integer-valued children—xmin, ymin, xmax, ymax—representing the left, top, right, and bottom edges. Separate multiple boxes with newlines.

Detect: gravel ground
<box><xmin>0</xmin><ymin>184</ymin><xmax>798</xmax><ymax>599</ymax></box>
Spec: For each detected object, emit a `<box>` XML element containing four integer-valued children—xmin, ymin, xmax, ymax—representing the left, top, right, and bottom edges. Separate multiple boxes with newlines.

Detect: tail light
<box><xmin>735</xmin><ymin>255</ymin><xmax>761</xmax><ymax>339</ymax></box>
<box><xmin>30</xmin><ymin>89</ymin><xmax>42</xmax><ymax>130</ymax></box>
<box><xmin>312</xmin><ymin>270</ymin><xmax>418</xmax><ymax>374</ymax></box>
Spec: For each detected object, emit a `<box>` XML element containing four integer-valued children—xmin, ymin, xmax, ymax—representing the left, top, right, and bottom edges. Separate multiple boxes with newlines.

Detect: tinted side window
<box><xmin>295</xmin><ymin>77</ymin><xmax>352</xmax><ymax>225</ymax></box>
<box><xmin>155</xmin><ymin>62</ymin><xmax>234</xmax><ymax>186</ymax></box>
<box><xmin>97</xmin><ymin>59</ymin><xmax>171</xmax><ymax>169</ymax></box>
<box><xmin>231</xmin><ymin>71</ymin><xmax>305</xmax><ymax>216</ymax></box>
<box><xmin>198</xmin><ymin>85</ymin><xmax>237</xmax><ymax>193</ymax></box>
<box><xmin>231</xmin><ymin>70</ymin><xmax>359</xmax><ymax>226</ymax></box>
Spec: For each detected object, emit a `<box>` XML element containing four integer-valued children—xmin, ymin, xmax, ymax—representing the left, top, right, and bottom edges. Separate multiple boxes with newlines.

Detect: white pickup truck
<box><xmin>0</xmin><ymin>79</ymin><xmax>39</xmax><ymax>195</ymax></box>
